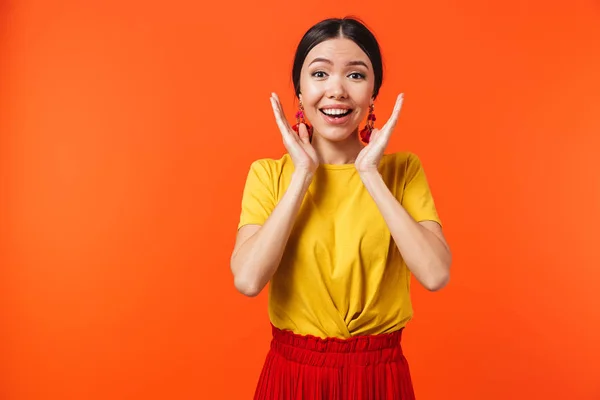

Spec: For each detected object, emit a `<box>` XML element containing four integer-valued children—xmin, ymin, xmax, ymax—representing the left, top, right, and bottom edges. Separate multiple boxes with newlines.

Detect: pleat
<box><xmin>253</xmin><ymin>324</ymin><xmax>415</xmax><ymax>400</ymax></box>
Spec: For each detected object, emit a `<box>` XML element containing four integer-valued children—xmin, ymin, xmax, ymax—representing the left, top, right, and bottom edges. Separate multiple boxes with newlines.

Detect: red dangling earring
<box><xmin>359</xmin><ymin>103</ymin><xmax>376</xmax><ymax>145</ymax></box>
<box><xmin>292</xmin><ymin>102</ymin><xmax>313</xmax><ymax>141</ymax></box>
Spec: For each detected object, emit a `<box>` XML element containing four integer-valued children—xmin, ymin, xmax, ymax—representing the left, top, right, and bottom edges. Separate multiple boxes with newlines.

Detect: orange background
<box><xmin>1</xmin><ymin>0</ymin><xmax>600</xmax><ymax>399</ymax></box>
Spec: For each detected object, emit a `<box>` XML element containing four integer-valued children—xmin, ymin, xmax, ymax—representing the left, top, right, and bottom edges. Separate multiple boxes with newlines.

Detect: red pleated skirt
<box><xmin>253</xmin><ymin>324</ymin><xmax>415</xmax><ymax>400</ymax></box>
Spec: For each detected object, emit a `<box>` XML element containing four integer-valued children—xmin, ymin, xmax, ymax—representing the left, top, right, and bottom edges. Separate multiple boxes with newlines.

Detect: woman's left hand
<box><xmin>355</xmin><ymin>93</ymin><xmax>404</xmax><ymax>175</ymax></box>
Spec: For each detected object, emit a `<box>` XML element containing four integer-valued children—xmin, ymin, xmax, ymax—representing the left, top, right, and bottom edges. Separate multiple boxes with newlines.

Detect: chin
<box><xmin>313</xmin><ymin>126</ymin><xmax>358</xmax><ymax>142</ymax></box>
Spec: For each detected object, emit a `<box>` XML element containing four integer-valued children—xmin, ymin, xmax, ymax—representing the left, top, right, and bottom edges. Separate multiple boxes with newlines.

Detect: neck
<box><xmin>311</xmin><ymin>130</ymin><xmax>364</xmax><ymax>165</ymax></box>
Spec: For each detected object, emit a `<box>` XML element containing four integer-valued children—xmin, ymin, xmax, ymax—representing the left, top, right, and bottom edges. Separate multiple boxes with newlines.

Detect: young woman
<box><xmin>231</xmin><ymin>17</ymin><xmax>452</xmax><ymax>400</ymax></box>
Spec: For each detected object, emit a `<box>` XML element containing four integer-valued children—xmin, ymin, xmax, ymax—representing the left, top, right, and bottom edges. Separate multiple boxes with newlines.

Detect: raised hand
<box><xmin>355</xmin><ymin>94</ymin><xmax>404</xmax><ymax>174</ymax></box>
<box><xmin>270</xmin><ymin>93</ymin><xmax>319</xmax><ymax>175</ymax></box>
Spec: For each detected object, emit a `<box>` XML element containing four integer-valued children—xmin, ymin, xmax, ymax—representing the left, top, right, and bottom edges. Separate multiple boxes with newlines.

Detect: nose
<box><xmin>325</xmin><ymin>75</ymin><xmax>347</xmax><ymax>99</ymax></box>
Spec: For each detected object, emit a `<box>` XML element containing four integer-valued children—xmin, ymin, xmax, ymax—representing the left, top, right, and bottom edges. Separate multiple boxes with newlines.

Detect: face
<box><xmin>299</xmin><ymin>37</ymin><xmax>375</xmax><ymax>143</ymax></box>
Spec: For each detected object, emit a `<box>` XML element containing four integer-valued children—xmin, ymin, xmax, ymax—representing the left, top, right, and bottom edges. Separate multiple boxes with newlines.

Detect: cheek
<box><xmin>351</xmin><ymin>84</ymin><xmax>373</xmax><ymax>103</ymax></box>
<box><xmin>299</xmin><ymin>81</ymin><xmax>322</xmax><ymax>105</ymax></box>
<box><xmin>355</xmin><ymin>88</ymin><xmax>374</xmax><ymax>116</ymax></box>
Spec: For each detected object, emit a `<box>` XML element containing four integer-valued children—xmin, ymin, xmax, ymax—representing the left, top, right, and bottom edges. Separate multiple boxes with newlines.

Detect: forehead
<box><xmin>303</xmin><ymin>38</ymin><xmax>372</xmax><ymax>68</ymax></box>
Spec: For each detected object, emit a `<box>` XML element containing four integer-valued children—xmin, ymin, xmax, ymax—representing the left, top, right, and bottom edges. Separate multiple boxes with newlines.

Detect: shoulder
<box><xmin>382</xmin><ymin>151</ymin><xmax>423</xmax><ymax>170</ymax></box>
<box><xmin>247</xmin><ymin>153</ymin><xmax>293</xmax><ymax>177</ymax></box>
<box><xmin>380</xmin><ymin>152</ymin><xmax>431</xmax><ymax>187</ymax></box>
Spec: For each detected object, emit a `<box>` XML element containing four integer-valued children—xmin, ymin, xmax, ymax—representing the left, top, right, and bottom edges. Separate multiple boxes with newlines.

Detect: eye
<box><xmin>311</xmin><ymin>71</ymin><xmax>327</xmax><ymax>78</ymax></box>
<box><xmin>348</xmin><ymin>72</ymin><xmax>366</xmax><ymax>80</ymax></box>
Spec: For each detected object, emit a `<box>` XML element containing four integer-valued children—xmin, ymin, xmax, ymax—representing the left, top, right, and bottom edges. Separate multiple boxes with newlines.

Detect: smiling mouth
<box><xmin>319</xmin><ymin>109</ymin><xmax>353</xmax><ymax>118</ymax></box>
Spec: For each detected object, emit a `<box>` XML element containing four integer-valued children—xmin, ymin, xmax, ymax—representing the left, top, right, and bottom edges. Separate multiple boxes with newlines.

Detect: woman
<box><xmin>231</xmin><ymin>16</ymin><xmax>452</xmax><ymax>400</ymax></box>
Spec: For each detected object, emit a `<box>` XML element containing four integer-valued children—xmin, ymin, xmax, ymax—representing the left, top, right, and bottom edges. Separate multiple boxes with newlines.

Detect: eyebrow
<box><xmin>308</xmin><ymin>57</ymin><xmax>370</xmax><ymax>69</ymax></box>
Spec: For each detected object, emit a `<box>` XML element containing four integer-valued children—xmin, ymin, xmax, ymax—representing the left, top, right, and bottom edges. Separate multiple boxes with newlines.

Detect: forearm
<box><xmin>231</xmin><ymin>171</ymin><xmax>312</xmax><ymax>296</ymax></box>
<box><xmin>360</xmin><ymin>171</ymin><xmax>451</xmax><ymax>291</ymax></box>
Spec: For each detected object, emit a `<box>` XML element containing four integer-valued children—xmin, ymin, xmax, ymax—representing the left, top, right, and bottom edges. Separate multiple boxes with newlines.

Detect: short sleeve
<box><xmin>402</xmin><ymin>154</ymin><xmax>442</xmax><ymax>226</ymax></box>
<box><xmin>237</xmin><ymin>160</ymin><xmax>277</xmax><ymax>230</ymax></box>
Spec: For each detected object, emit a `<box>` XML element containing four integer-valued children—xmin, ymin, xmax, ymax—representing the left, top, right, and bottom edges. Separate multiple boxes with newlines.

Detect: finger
<box><xmin>375</xmin><ymin>94</ymin><xmax>403</xmax><ymax>147</ymax></box>
<box><xmin>364</xmin><ymin>129</ymin><xmax>384</xmax><ymax>153</ymax></box>
<box><xmin>298</xmin><ymin>123</ymin><xmax>310</xmax><ymax>145</ymax></box>
<box><xmin>383</xmin><ymin>93</ymin><xmax>404</xmax><ymax>133</ymax></box>
<box><xmin>271</xmin><ymin>97</ymin><xmax>305</xmax><ymax>162</ymax></box>
<box><xmin>272</xmin><ymin>93</ymin><xmax>293</xmax><ymax>132</ymax></box>
<box><xmin>270</xmin><ymin>97</ymin><xmax>288</xmax><ymax>135</ymax></box>
<box><xmin>271</xmin><ymin>97</ymin><xmax>297</xmax><ymax>147</ymax></box>
<box><xmin>271</xmin><ymin>96</ymin><xmax>294</xmax><ymax>136</ymax></box>
<box><xmin>370</xmin><ymin>128</ymin><xmax>382</xmax><ymax>144</ymax></box>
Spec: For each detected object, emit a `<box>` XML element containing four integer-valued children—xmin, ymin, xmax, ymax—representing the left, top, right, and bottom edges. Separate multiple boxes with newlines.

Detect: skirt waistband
<box><xmin>269</xmin><ymin>324</ymin><xmax>405</xmax><ymax>367</ymax></box>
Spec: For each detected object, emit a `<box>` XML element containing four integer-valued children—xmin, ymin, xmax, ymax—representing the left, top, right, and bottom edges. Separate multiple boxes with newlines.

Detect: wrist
<box><xmin>291</xmin><ymin>169</ymin><xmax>314</xmax><ymax>190</ymax></box>
<box><xmin>359</xmin><ymin>169</ymin><xmax>384</xmax><ymax>192</ymax></box>
<box><xmin>358</xmin><ymin>169</ymin><xmax>382</xmax><ymax>181</ymax></box>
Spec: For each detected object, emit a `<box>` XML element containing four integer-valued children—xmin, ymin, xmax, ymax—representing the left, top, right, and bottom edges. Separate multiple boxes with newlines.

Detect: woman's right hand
<box><xmin>270</xmin><ymin>93</ymin><xmax>319</xmax><ymax>175</ymax></box>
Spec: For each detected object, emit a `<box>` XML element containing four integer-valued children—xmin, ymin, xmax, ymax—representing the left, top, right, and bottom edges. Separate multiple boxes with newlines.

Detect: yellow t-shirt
<box><xmin>237</xmin><ymin>152</ymin><xmax>441</xmax><ymax>339</ymax></box>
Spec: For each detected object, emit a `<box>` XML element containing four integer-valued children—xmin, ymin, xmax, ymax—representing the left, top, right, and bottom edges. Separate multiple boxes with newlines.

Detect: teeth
<box><xmin>322</xmin><ymin>109</ymin><xmax>350</xmax><ymax>116</ymax></box>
